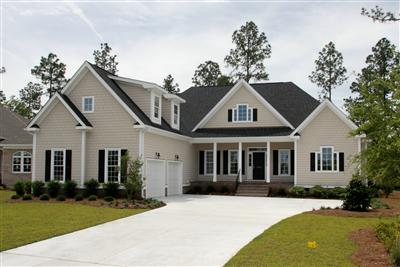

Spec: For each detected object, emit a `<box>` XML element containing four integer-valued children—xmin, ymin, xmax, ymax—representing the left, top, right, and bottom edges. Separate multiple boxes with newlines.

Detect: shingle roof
<box><xmin>58</xmin><ymin>93</ymin><xmax>92</xmax><ymax>127</ymax></box>
<box><xmin>191</xmin><ymin>127</ymin><xmax>293</xmax><ymax>138</ymax></box>
<box><xmin>0</xmin><ymin>104</ymin><xmax>32</xmax><ymax>145</ymax></box>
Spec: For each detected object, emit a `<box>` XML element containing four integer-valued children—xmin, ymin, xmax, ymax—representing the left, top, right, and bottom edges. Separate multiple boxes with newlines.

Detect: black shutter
<box><xmin>253</xmin><ymin>108</ymin><xmax>258</xmax><ymax>122</ymax></box>
<box><xmin>120</xmin><ymin>149</ymin><xmax>128</xmax><ymax>183</ymax></box>
<box><xmin>223</xmin><ymin>150</ymin><xmax>228</xmax><ymax>175</ymax></box>
<box><xmin>241</xmin><ymin>150</ymin><xmax>245</xmax><ymax>175</ymax></box>
<box><xmin>65</xmin><ymin>150</ymin><xmax>72</xmax><ymax>181</ymax></box>
<box><xmin>217</xmin><ymin>151</ymin><xmax>221</xmax><ymax>175</ymax></box>
<box><xmin>339</xmin><ymin>152</ymin><xmax>345</xmax><ymax>172</ymax></box>
<box><xmin>290</xmin><ymin>150</ymin><xmax>294</xmax><ymax>176</ymax></box>
<box><xmin>228</xmin><ymin>109</ymin><xmax>232</xmax><ymax>122</ymax></box>
<box><xmin>199</xmin><ymin>151</ymin><xmax>204</xmax><ymax>175</ymax></box>
<box><xmin>98</xmin><ymin>150</ymin><xmax>105</xmax><ymax>183</ymax></box>
<box><xmin>273</xmin><ymin>150</ymin><xmax>278</xmax><ymax>175</ymax></box>
<box><xmin>45</xmin><ymin>150</ymin><xmax>51</xmax><ymax>182</ymax></box>
<box><xmin>310</xmin><ymin>152</ymin><xmax>315</xmax><ymax>172</ymax></box>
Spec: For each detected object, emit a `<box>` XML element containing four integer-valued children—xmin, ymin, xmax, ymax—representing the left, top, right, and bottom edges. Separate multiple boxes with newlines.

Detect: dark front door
<box><xmin>252</xmin><ymin>152</ymin><xmax>265</xmax><ymax>180</ymax></box>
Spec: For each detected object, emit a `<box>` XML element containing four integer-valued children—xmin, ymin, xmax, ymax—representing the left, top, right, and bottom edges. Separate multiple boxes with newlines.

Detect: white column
<box><xmin>238</xmin><ymin>141</ymin><xmax>242</xmax><ymax>182</ymax></box>
<box><xmin>80</xmin><ymin>130</ymin><xmax>87</xmax><ymax>187</ymax></box>
<box><xmin>267</xmin><ymin>141</ymin><xmax>271</xmax><ymax>183</ymax></box>
<box><xmin>31</xmin><ymin>132</ymin><xmax>37</xmax><ymax>182</ymax></box>
<box><xmin>139</xmin><ymin>130</ymin><xmax>145</xmax><ymax>159</ymax></box>
<box><xmin>294</xmin><ymin>140</ymin><xmax>298</xmax><ymax>185</ymax></box>
<box><xmin>213</xmin><ymin>142</ymin><xmax>217</xmax><ymax>182</ymax></box>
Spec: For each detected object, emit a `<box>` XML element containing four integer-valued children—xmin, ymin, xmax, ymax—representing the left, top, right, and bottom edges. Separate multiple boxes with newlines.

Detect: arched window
<box><xmin>12</xmin><ymin>151</ymin><xmax>32</xmax><ymax>173</ymax></box>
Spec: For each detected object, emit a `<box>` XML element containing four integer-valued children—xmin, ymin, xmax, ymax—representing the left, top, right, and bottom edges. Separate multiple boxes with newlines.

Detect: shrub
<box><xmin>84</xmin><ymin>179</ymin><xmax>99</xmax><ymax>196</ymax></box>
<box><xmin>88</xmin><ymin>195</ymin><xmax>97</xmax><ymax>201</ymax></box>
<box><xmin>32</xmin><ymin>181</ymin><xmax>45</xmax><ymax>197</ymax></box>
<box><xmin>24</xmin><ymin>181</ymin><xmax>32</xmax><ymax>195</ymax></box>
<box><xmin>220</xmin><ymin>186</ymin><xmax>230</xmax><ymax>194</ymax></box>
<box><xmin>104</xmin><ymin>196</ymin><xmax>114</xmax><ymax>202</ymax></box>
<box><xmin>206</xmin><ymin>185</ymin><xmax>215</xmax><ymax>194</ymax></box>
<box><xmin>22</xmin><ymin>194</ymin><xmax>32</xmax><ymax>200</ymax></box>
<box><xmin>122</xmin><ymin>156</ymin><xmax>143</xmax><ymax>201</ymax></box>
<box><xmin>11</xmin><ymin>194</ymin><xmax>20</xmax><ymax>199</ymax></box>
<box><xmin>310</xmin><ymin>185</ymin><xmax>326</xmax><ymax>198</ymax></box>
<box><xmin>193</xmin><ymin>185</ymin><xmax>202</xmax><ymax>194</ymax></box>
<box><xmin>342</xmin><ymin>179</ymin><xmax>372</xmax><ymax>211</ymax></box>
<box><xmin>104</xmin><ymin>182</ymin><xmax>119</xmax><ymax>198</ymax></box>
<box><xmin>74</xmin><ymin>194</ymin><xmax>83</xmax><ymax>201</ymax></box>
<box><xmin>276</xmin><ymin>187</ymin><xmax>287</xmax><ymax>197</ymax></box>
<box><xmin>63</xmin><ymin>180</ymin><xmax>77</xmax><ymax>198</ymax></box>
<box><xmin>375</xmin><ymin>219</ymin><xmax>400</xmax><ymax>266</ymax></box>
<box><xmin>47</xmin><ymin>181</ymin><xmax>60</xmax><ymax>198</ymax></box>
<box><xmin>391</xmin><ymin>236</ymin><xmax>400</xmax><ymax>267</ymax></box>
<box><xmin>371</xmin><ymin>198</ymin><xmax>390</xmax><ymax>209</ymax></box>
<box><xmin>13</xmin><ymin>181</ymin><xmax>25</xmax><ymax>196</ymax></box>
<box><xmin>39</xmin><ymin>194</ymin><xmax>50</xmax><ymax>200</ymax></box>
<box><xmin>331</xmin><ymin>187</ymin><xmax>347</xmax><ymax>199</ymax></box>
<box><xmin>289</xmin><ymin>186</ymin><xmax>305</xmax><ymax>197</ymax></box>
<box><xmin>56</xmin><ymin>195</ymin><xmax>66</xmax><ymax>201</ymax></box>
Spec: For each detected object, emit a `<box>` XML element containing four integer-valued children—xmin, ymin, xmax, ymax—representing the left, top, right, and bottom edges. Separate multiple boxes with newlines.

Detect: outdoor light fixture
<box><xmin>155</xmin><ymin>152</ymin><xmax>160</xmax><ymax>159</ymax></box>
<box><xmin>175</xmin><ymin>154</ymin><xmax>179</xmax><ymax>160</ymax></box>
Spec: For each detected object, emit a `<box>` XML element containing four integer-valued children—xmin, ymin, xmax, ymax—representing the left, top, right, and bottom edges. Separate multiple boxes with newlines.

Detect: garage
<box><xmin>167</xmin><ymin>161</ymin><xmax>183</xmax><ymax>196</ymax></box>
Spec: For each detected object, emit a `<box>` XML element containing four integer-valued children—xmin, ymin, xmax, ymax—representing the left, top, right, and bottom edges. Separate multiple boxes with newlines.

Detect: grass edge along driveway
<box><xmin>0</xmin><ymin>191</ymin><xmax>148</xmax><ymax>251</ymax></box>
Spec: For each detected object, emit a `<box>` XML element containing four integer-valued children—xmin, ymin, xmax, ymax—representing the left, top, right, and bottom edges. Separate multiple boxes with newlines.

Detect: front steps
<box><xmin>235</xmin><ymin>182</ymin><xmax>270</xmax><ymax>197</ymax></box>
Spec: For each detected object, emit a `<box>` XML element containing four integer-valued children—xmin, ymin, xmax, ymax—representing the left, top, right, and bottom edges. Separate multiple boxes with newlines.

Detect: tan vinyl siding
<box><xmin>144</xmin><ymin>132</ymin><xmax>194</xmax><ymax>185</ymax></box>
<box><xmin>162</xmin><ymin>99</ymin><xmax>172</xmax><ymax>126</ymax></box>
<box><xmin>118</xmin><ymin>82</ymin><xmax>151</xmax><ymax>118</ymax></box>
<box><xmin>203</xmin><ymin>85</ymin><xmax>285</xmax><ymax>128</ymax></box>
<box><xmin>297</xmin><ymin>106</ymin><xmax>358</xmax><ymax>186</ymax></box>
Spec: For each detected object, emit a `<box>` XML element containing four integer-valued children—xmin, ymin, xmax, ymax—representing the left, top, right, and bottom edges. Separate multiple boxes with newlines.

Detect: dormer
<box><xmin>150</xmin><ymin>91</ymin><xmax>162</xmax><ymax>124</ymax></box>
<box><xmin>163</xmin><ymin>94</ymin><xmax>186</xmax><ymax>130</ymax></box>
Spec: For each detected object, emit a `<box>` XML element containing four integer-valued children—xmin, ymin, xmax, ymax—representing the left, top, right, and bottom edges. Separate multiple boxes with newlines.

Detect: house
<box><xmin>0</xmin><ymin>104</ymin><xmax>32</xmax><ymax>187</ymax></box>
<box><xmin>25</xmin><ymin>61</ymin><xmax>363</xmax><ymax>198</ymax></box>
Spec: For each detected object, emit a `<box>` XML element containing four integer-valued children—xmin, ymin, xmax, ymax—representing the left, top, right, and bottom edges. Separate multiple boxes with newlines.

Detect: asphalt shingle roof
<box><xmin>191</xmin><ymin>127</ymin><xmax>294</xmax><ymax>138</ymax></box>
<box><xmin>58</xmin><ymin>93</ymin><xmax>93</xmax><ymax>127</ymax></box>
<box><xmin>0</xmin><ymin>104</ymin><xmax>32</xmax><ymax>145</ymax></box>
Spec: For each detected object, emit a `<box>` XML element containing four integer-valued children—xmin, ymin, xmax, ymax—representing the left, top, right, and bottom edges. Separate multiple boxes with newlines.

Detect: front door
<box><xmin>252</xmin><ymin>152</ymin><xmax>265</xmax><ymax>180</ymax></box>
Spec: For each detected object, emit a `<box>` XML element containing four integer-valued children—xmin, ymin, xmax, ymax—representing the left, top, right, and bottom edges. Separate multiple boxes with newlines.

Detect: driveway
<box><xmin>2</xmin><ymin>195</ymin><xmax>341</xmax><ymax>266</ymax></box>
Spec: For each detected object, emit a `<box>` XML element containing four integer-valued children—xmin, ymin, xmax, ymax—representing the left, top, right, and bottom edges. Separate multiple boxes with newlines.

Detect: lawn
<box><xmin>0</xmin><ymin>190</ymin><xmax>147</xmax><ymax>251</ymax></box>
<box><xmin>225</xmin><ymin>213</ymin><xmax>395</xmax><ymax>267</ymax></box>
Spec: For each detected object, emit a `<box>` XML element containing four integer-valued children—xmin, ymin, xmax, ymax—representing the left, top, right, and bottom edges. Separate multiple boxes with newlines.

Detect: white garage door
<box><xmin>146</xmin><ymin>159</ymin><xmax>166</xmax><ymax>198</ymax></box>
<box><xmin>167</xmin><ymin>161</ymin><xmax>183</xmax><ymax>196</ymax></box>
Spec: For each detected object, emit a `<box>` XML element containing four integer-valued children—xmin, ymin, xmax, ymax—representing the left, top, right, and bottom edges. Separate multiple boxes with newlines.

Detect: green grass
<box><xmin>0</xmin><ymin>191</ymin><xmax>148</xmax><ymax>251</ymax></box>
<box><xmin>225</xmin><ymin>213</ymin><xmax>395</xmax><ymax>267</ymax></box>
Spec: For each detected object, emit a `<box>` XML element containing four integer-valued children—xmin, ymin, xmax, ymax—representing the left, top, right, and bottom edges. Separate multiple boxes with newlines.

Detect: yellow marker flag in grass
<box><xmin>307</xmin><ymin>241</ymin><xmax>317</xmax><ymax>249</ymax></box>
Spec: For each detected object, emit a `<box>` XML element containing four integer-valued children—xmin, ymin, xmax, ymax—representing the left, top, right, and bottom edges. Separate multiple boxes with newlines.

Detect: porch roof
<box><xmin>191</xmin><ymin>127</ymin><xmax>293</xmax><ymax>138</ymax></box>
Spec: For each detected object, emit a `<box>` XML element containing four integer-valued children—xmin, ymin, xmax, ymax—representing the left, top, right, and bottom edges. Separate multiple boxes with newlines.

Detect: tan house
<box><xmin>0</xmin><ymin>104</ymin><xmax>32</xmax><ymax>187</ymax></box>
<box><xmin>25</xmin><ymin>61</ymin><xmax>363</xmax><ymax>198</ymax></box>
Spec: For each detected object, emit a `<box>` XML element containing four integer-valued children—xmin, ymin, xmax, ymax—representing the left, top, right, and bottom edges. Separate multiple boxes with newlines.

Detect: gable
<box><xmin>203</xmin><ymin>84</ymin><xmax>285</xmax><ymax>128</ymax></box>
<box><xmin>118</xmin><ymin>82</ymin><xmax>151</xmax><ymax>119</ymax></box>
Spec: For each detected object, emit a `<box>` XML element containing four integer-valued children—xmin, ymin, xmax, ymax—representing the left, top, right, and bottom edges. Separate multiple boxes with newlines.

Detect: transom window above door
<box><xmin>233</xmin><ymin>104</ymin><xmax>253</xmax><ymax>122</ymax></box>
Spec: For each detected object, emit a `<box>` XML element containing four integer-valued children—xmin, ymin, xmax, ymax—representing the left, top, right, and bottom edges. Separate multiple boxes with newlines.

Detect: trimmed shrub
<box><xmin>220</xmin><ymin>186</ymin><xmax>230</xmax><ymax>194</ymax></box>
<box><xmin>63</xmin><ymin>180</ymin><xmax>77</xmax><ymax>198</ymax></box>
<box><xmin>11</xmin><ymin>194</ymin><xmax>20</xmax><ymax>199</ymax></box>
<box><xmin>310</xmin><ymin>185</ymin><xmax>326</xmax><ymax>198</ymax></box>
<box><xmin>331</xmin><ymin>187</ymin><xmax>347</xmax><ymax>199</ymax></box>
<box><xmin>24</xmin><ymin>181</ymin><xmax>32</xmax><ymax>195</ymax></box>
<box><xmin>104</xmin><ymin>196</ymin><xmax>114</xmax><ymax>202</ymax></box>
<box><xmin>206</xmin><ymin>185</ymin><xmax>215</xmax><ymax>194</ymax></box>
<box><xmin>342</xmin><ymin>179</ymin><xmax>372</xmax><ymax>211</ymax></box>
<box><xmin>56</xmin><ymin>195</ymin><xmax>66</xmax><ymax>201</ymax></box>
<box><xmin>32</xmin><ymin>181</ymin><xmax>45</xmax><ymax>197</ymax></box>
<box><xmin>22</xmin><ymin>194</ymin><xmax>32</xmax><ymax>200</ymax></box>
<box><xmin>84</xmin><ymin>179</ymin><xmax>99</xmax><ymax>196</ymax></box>
<box><xmin>276</xmin><ymin>187</ymin><xmax>287</xmax><ymax>197</ymax></box>
<box><xmin>47</xmin><ymin>181</ymin><xmax>60</xmax><ymax>198</ymax></box>
<box><xmin>74</xmin><ymin>194</ymin><xmax>83</xmax><ymax>201</ymax></box>
<box><xmin>39</xmin><ymin>194</ymin><xmax>50</xmax><ymax>200</ymax></box>
<box><xmin>193</xmin><ymin>185</ymin><xmax>202</xmax><ymax>194</ymax></box>
<box><xmin>88</xmin><ymin>195</ymin><xmax>97</xmax><ymax>201</ymax></box>
<box><xmin>289</xmin><ymin>186</ymin><xmax>305</xmax><ymax>197</ymax></box>
<box><xmin>104</xmin><ymin>182</ymin><xmax>119</xmax><ymax>198</ymax></box>
<box><xmin>13</xmin><ymin>181</ymin><xmax>25</xmax><ymax>196</ymax></box>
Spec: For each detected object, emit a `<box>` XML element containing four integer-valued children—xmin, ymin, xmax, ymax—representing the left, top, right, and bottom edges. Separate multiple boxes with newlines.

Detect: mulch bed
<box><xmin>349</xmin><ymin>228</ymin><xmax>393</xmax><ymax>267</ymax></box>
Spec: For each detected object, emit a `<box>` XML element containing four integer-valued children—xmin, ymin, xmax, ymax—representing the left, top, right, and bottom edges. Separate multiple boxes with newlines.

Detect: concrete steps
<box><xmin>235</xmin><ymin>182</ymin><xmax>270</xmax><ymax>197</ymax></box>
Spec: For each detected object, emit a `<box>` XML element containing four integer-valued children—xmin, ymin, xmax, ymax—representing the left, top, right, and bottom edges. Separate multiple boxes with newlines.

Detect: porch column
<box><xmin>213</xmin><ymin>142</ymin><xmax>217</xmax><ymax>182</ymax></box>
<box><xmin>32</xmin><ymin>132</ymin><xmax>37</xmax><ymax>182</ymax></box>
<box><xmin>238</xmin><ymin>141</ymin><xmax>242</xmax><ymax>182</ymax></box>
<box><xmin>294</xmin><ymin>140</ymin><xmax>298</xmax><ymax>185</ymax></box>
<box><xmin>80</xmin><ymin>130</ymin><xmax>87</xmax><ymax>187</ymax></box>
<box><xmin>267</xmin><ymin>141</ymin><xmax>271</xmax><ymax>183</ymax></box>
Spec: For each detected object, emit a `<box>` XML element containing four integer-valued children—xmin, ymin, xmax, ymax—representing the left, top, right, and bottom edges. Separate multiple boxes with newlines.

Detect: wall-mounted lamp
<box><xmin>175</xmin><ymin>154</ymin><xmax>179</xmax><ymax>161</ymax></box>
<box><xmin>155</xmin><ymin>152</ymin><xmax>160</xmax><ymax>159</ymax></box>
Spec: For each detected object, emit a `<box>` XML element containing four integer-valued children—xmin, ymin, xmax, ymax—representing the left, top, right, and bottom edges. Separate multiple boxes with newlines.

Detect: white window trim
<box><xmin>278</xmin><ymin>149</ymin><xmax>291</xmax><ymax>176</ymax></box>
<box><xmin>104</xmin><ymin>148</ymin><xmax>122</xmax><ymax>183</ymax></box>
<box><xmin>232</xmin><ymin>103</ymin><xmax>253</xmax><ymax>123</ymax></box>
<box><xmin>315</xmin><ymin>146</ymin><xmax>339</xmax><ymax>173</ymax></box>
<box><xmin>12</xmin><ymin>151</ymin><xmax>32</xmax><ymax>174</ymax></box>
<box><xmin>171</xmin><ymin>101</ymin><xmax>180</xmax><ymax>130</ymax></box>
<box><xmin>204</xmin><ymin>150</ymin><xmax>214</xmax><ymax>176</ymax></box>
<box><xmin>228</xmin><ymin>149</ymin><xmax>239</xmax><ymax>176</ymax></box>
<box><xmin>51</xmin><ymin>148</ymin><xmax>66</xmax><ymax>182</ymax></box>
<box><xmin>150</xmin><ymin>92</ymin><xmax>162</xmax><ymax>124</ymax></box>
<box><xmin>82</xmin><ymin>96</ymin><xmax>94</xmax><ymax>113</ymax></box>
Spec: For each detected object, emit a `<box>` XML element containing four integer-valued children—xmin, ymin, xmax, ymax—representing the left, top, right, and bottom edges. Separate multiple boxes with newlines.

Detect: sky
<box><xmin>1</xmin><ymin>0</ymin><xmax>399</xmax><ymax>110</ymax></box>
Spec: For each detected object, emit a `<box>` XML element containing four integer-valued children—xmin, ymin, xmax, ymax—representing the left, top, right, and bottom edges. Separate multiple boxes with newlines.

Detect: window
<box><xmin>229</xmin><ymin>150</ymin><xmax>239</xmax><ymax>175</ymax></box>
<box><xmin>151</xmin><ymin>92</ymin><xmax>162</xmax><ymax>124</ymax></box>
<box><xmin>52</xmin><ymin>149</ymin><xmax>65</xmax><ymax>181</ymax></box>
<box><xmin>233</xmin><ymin>104</ymin><xmax>252</xmax><ymax>122</ymax></box>
<box><xmin>279</xmin><ymin>150</ymin><xmax>290</xmax><ymax>176</ymax></box>
<box><xmin>106</xmin><ymin>149</ymin><xmax>121</xmax><ymax>182</ymax></box>
<box><xmin>12</xmin><ymin>151</ymin><xmax>31</xmax><ymax>173</ymax></box>
<box><xmin>316</xmin><ymin>146</ymin><xmax>338</xmax><ymax>172</ymax></box>
<box><xmin>171</xmin><ymin>102</ymin><xmax>179</xmax><ymax>129</ymax></box>
<box><xmin>82</xmin><ymin>96</ymin><xmax>94</xmax><ymax>113</ymax></box>
<box><xmin>204</xmin><ymin>150</ymin><xmax>214</xmax><ymax>175</ymax></box>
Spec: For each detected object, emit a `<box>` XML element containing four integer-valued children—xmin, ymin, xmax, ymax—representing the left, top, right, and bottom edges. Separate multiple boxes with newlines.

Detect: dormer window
<box><xmin>151</xmin><ymin>92</ymin><xmax>162</xmax><ymax>124</ymax></box>
<box><xmin>82</xmin><ymin>96</ymin><xmax>94</xmax><ymax>113</ymax></box>
<box><xmin>233</xmin><ymin>104</ymin><xmax>252</xmax><ymax>122</ymax></box>
<box><xmin>171</xmin><ymin>102</ymin><xmax>180</xmax><ymax>130</ymax></box>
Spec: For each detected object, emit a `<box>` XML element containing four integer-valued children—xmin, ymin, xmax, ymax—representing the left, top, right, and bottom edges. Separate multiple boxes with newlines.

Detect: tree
<box><xmin>5</xmin><ymin>96</ymin><xmax>32</xmax><ymax>118</ymax></box>
<box><xmin>93</xmin><ymin>43</ymin><xmax>118</xmax><ymax>74</ymax></box>
<box><xmin>361</xmin><ymin>6</ymin><xmax>400</xmax><ymax>22</ymax></box>
<box><xmin>224</xmin><ymin>21</ymin><xmax>271</xmax><ymax>82</ymax></box>
<box><xmin>0</xmin><ymin>67</ymin><xmax>5</xmax><ymax>103</ymax></box>
<box><xmin>31</xmin><ymin>53</ymin><xmax>67</xmax><ymax>97</ymax></box>
<box><xmin>163</xmin><ymin>74</ymin><xmax>180</xmax><ymax>94</ymax></box>
<box><xmin>19</xmin><ymin>82</ymin><xmax>43</xmax><ymax>112</ymax></box>
<box><xmin>192</xmin><ymin>61</ymin><xmax>222</xmax><ymax>86</ymax></box>
<box><xmin>0</xmin><ymin>66</ymin><xmax>5</xmax><ymax>73</ymax></box>
<box><xmin>121</xmin><ymin>155</ymin><xmax>143</xmax><ymax>201</ymax></box>
<box><xmin>309</xmin><ymin>41</ymin><xmax>348</xmax><ymax>101</ymax></box>
<box><xmin>216</xmin><ymin>75</ymin><xmax>234</xmax><ymax>86</ymax></box>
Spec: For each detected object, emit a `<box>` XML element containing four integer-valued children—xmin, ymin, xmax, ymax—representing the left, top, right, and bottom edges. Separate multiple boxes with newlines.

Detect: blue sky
<box><xmin>1</xmin><ymin>1</ymin><xmax>399</xmax><ymax>109</ymax></box>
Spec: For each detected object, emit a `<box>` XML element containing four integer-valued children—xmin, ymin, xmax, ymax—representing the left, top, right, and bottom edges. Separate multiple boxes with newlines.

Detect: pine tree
<box><xmin>19</xmin><ymin>82</ymin><xmax>43</xmax><ymax>112</ymax></box>
<box><xmin>361</xmin><ymin>6</ymin><xmax>400</xmax><ymax>22</ymax></box>
<box><xmin>5</xmin><ymin>96</ymin><xmax>32</xmax><ymax>119</ymax></box>
<box><xmin>93</xmin><ymin>43</ymin><xmax>118</xmax><ymax>74</ymax></box>
<box><xmin>163</xmin><ymin>74</ymin><xmax>180</xmax><ymax>94</ymax></box>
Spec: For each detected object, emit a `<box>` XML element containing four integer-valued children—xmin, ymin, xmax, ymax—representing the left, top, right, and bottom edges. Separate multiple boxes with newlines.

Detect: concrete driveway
<box><xmin>2</xmin><ymin>195</ymin><xmax>341</xmax><ymax>266</ymax></box>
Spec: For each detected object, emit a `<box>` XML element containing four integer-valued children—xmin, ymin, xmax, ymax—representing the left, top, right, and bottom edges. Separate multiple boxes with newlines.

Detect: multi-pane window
<box><xmin>229</xmin><ymin>150</ymin><xmax>239</xmax><ymax>175</ymax></box>
<box><xmin>52</xmin><ymin>150</ymin><xmax>65</xmax><ymax>181</ymax></box>
<box><xmin>316</xmin><ymin>146</ymin><xmax>338</xmax><ymax>172</ymax></box>
<box><xmin>322</xmin><ymin>147</ymin><xmax>332</xmax><ymax>171</ymax></box>
<box><xmin>173</xmin><ymin>103</ymin><xmax>179</xmax><ymax>126</ymax></box>
<box><xmin>107</xmin><ymin>149</ymin><xmax>120</xmax><ymax>182</ymax></box>
<box><xmin>205</xmin><ymin>151</ymin><xmax>213</xmax><ymax>175</ymax></box>
<box><xmin>12</xmin><ymin>151</ymin><xmax>31</xmax><ymax>173</ymax></box>
<box><xmin>233</xmin><ymin>104</ymin><xmax>252</xmax><ymax>122</ymax></box>
<box><xmin>279</xmin><ymin>150</ymin><xmax>290</xmax><ymax>175</ymax></box>
<box><xmin>154</xmin><ymin>95</ymin><xmax>160</xmax><ymax>119</ymax></box>
<box><xmin>83</xmin><ymin>96</ymin><xmax>94</xmax><ymax>112</ymax></box>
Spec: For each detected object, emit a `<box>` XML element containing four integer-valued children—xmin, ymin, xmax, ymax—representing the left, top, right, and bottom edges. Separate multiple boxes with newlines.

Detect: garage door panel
<box><xmin>146</xmin><ymin>159</ymin><xmax>165</xmax><ymax>198</ymax></box>
<box><xmin>167</xmin><ymin>161</ymin><xmax>183</xmax><ymax>196</ymax></box>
